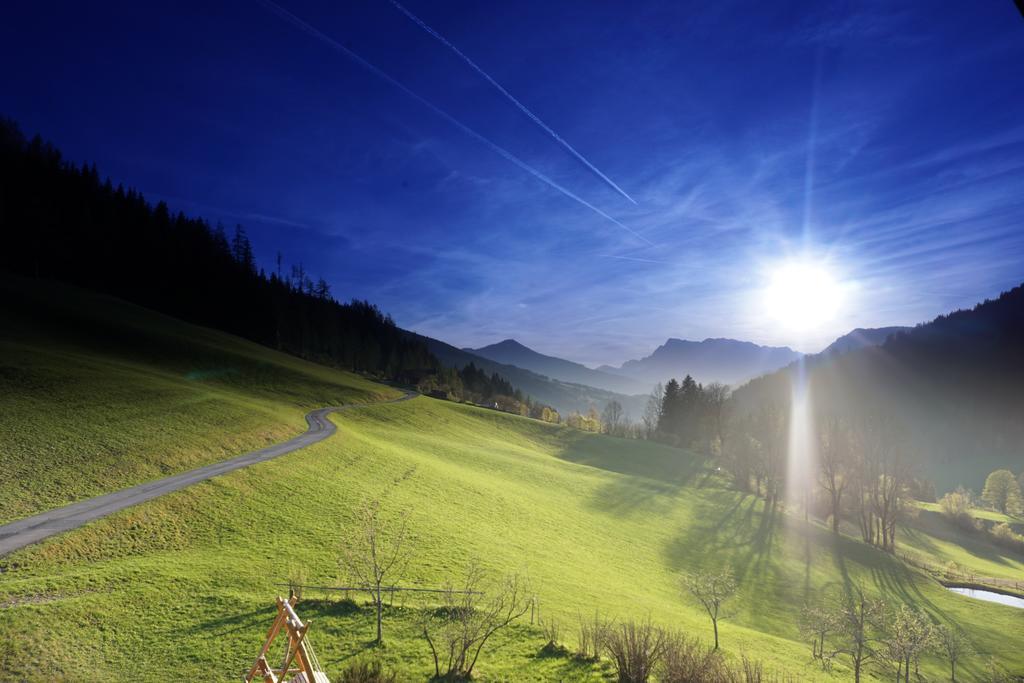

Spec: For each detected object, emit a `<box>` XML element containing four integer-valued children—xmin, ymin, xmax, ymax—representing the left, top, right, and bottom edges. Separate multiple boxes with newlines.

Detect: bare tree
<box><xmin>603</xmin><ymin>619</ymin><xmax>667</xmax><ymax>683</ymax></box>
<box><xmin>831</xmin><ymin>589</ymin><xmax>885</xmax><ymax>683</ymax></box>
<box><xmin>754</xmin><ymin>403</ymin><xmax>788</xmax><ymax>508</ymax></box>
<box><xmin>339</xmin><ymin>497</ymin><xmax>411</xmax><ymax>645</ymax></box>
<box><xmin>817</xmin><ymin>415</ymin><xmax>851</xmax><ymax>533</ymax></box>
<box><xmin>683</xmin><ymin>568</ymin><xmax>737</xmax><ymax>650</ymax></box>
<box><xmin>703</xmin><ymin>382</ymin><xmax>730</xmax><ymax>456</ymax></box>
<box><xmin>660</xmin><ymin>632</ymin><xmax>730</xmax><ymax>682</ymax></box>
<box><xmin>881</xmin><ymin>605</ymin><xmax>934</xmax><ymax>683</ymax></box>
<box><xmin>421</xmin><ymin>562</ymin><xmax>531</xmax><ymax>679</ymax></box>
<box><xmin>936</xmin><ymin>625</ymin><xmax>974</xmax><ymax>682</ymax></box>
<box><xmin>798</xmin><ymin>603</ymin><xmax>838</xmax><ymax>668</ymax></box>
<box><xmin>602</xmin><ymin>400</ymin><xmax>625</xmax><ymax>436</ymax></box>
<box><xmin>721</xmin><ymin>415</ymin><xmax>757</xmax><ymax>492</ymax></box>
<box><xmin>851</xmin><ymin>414</ymin><xmax>910</xmax><ymax>552</ymax></box>
<box><xmin>641</xmin><ymin>383</ymin><xmax>663</xmax><ymax>440</ymax></box>
<box><xmin>576</xmin><ymin>609</ymin><xmax>612</xmax><ymax>661</ymax></box>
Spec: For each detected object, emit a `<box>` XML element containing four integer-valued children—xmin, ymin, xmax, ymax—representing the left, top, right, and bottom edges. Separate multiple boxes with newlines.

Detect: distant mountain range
<box><xmin>598</xmin><ymin>338</ymin><xmax>802</xmax><ymax>387</ymax></box>
<box><xmin>468</xmin><ymin>339</ymin><xmax>650</xmax><ymax>395</ymax></box>
<box><xmin>455</xmin><ymin>329</ymin><xmax>911</xmax><ymax>415</ymax></box>
<box><xmin>407</xmin><ymin>333</ymin><xmax>650</xmax><ymax>419</ymax></box>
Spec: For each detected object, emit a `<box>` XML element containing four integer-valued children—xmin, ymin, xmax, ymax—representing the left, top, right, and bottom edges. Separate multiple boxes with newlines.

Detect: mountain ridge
<box><xmin>409</xmin><ymin>333</ymin><xmax>649</xmax><ymax>419</ymax></box>
<box><xmin>468</xmin><ymin>338</ymin><xmax>650</xmax><ymax>395</ymax></box>
<box><xmin>602</xmin><ymin>337</ymin><xmax>803</xmax><ymax>387</ymax></box>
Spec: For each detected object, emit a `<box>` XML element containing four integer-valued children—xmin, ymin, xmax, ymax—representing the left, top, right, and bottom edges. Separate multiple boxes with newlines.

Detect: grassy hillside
<box><xmin>901</xmin><ymin>504</ymin><xmax>1024</xmax><ymax>582</ymax></box>
<box><xmin>2</xmin><ymin>396</ymin><xmax>1022</xmax><ymax>681</ymax></box>
<box><xmin>0</xmin><ymin>273</ymin><xmax>400</xmax><ymax>523</ymax></box>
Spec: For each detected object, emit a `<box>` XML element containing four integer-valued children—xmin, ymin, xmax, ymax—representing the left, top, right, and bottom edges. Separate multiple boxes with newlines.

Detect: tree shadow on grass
<box><xmin>553</xmin><ymin>431</ymin><xmax>705</xmax><ymax>484</ymax></box>
<box><xmin>587</xmin><ymin>477</ymin><xmax>688</xmax><ymax>517</ymax></box>
<box><xmin>664</xmin><ymin>492</ymin><xmax>760</xmax><ymax>555</ymax></box>
<box><xmin>810</xmin><ymin>521</ymin><xmax>948</xmax><ymax>624</ymax></box>
<box><xmin>665</xmin><ymin>493</ymin><xmax>958</xmax><ymax>637</ymax></box>
<box><xmin>300</xmin><ymin>601</ymin><xmax>401</xmax><ymax>666</ymax></box>
<box><xmin>298</xmin><ymin>597</ymin><xmax>362</xmax><ymax>617</ymax></box>
<box><xmin>531</xmin><ymin>645</ymin><xmax>610</xmax><ymax>679</ymax></box>
<box><xmin>195</xmin><ymin>606</ymin><xmax>268</xmax><ymax>638</ymax></box>
<box><xmin>907</xmin><ymin>509</ymin><xmax>1018</xmax><ymax>569</ymax></box>
<box><xmin>553</xmin><ymin>431</ymin><xmax>710</xmax><ymax>517</ymax></box>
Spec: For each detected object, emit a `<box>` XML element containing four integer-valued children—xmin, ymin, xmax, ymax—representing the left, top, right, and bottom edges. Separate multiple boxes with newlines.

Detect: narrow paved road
<box><xmin>0</xmin><ymin>391</ymin><xmax>417</xmax><ymax>557</ymax></box>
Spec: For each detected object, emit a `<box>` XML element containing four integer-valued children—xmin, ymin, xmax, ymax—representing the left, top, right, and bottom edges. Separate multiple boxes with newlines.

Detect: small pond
<box><xmin>945</xmin><ymin>586</ymin><xmax>1024</xmax><ymax>609</ymax></box>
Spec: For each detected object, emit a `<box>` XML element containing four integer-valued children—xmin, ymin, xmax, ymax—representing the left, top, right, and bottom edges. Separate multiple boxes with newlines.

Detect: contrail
<box><xmin>388</xmin><ymin>0</ymin><xmax>637</xmax><ymax>205</ymax></box>
<box><xmin>600</xmin><ymin>254</ymin><xmax>669</xmax><ymax>265</ymax></box>
<box><xmin>255</xmin><ymin>0</ymin><xmax>652</xmax><ymax>246</ymax></box>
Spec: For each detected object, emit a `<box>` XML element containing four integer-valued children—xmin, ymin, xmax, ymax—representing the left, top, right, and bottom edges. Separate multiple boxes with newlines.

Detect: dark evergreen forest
<box><xmin>0</xmin><ymin>118</ymin><xmax>440</xmax><ymax>379</ymax></box>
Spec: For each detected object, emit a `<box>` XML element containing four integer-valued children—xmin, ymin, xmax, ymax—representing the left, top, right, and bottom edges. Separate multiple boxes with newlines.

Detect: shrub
<box><xmin>938</xmin><ymin>489</ymin><xmax>980</xmax><ymax>532</ymax></box>
<box><xmin>604</xmin><ymin>619</ymin><xmax>667</xmax><ymax>683</ymax></box>
<box><xmin>541</xmin><ymin>617</ymin><xmax>561</xmax><ymax>647</ymax></box>
<box><xmin>990</xmin><ymin>522</ymin><xmax>1024</xmax><ymax>553</ymax></box>
<box><xmin>659</xmin><ymin>633</ymin><xmax>797</xmax><ymax>683</ymax></box>
<box><xmin>660</xmin><ymin>633</ymin><xmax>732</xmax><ymax>682</ymax></box>
<box><xmin>336</xmin><ymin>659</ymin><xmax>398</xmax><ymax>683</ymax></box>
<box><xmin>575</xmin><ymin>609</ymin><xmax>611</xmax><ymax>661</ymax></box>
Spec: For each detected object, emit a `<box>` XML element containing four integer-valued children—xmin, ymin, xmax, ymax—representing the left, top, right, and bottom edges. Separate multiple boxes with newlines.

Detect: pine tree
<box><xmin>232</xmin><ymin>224</ymin><xmax>256</xmax><ymax>274</ymax></box>
<box><xmin>659</xmin><ymin>378</ymin><xmax>681</xmax><ymax>435</ymax></box>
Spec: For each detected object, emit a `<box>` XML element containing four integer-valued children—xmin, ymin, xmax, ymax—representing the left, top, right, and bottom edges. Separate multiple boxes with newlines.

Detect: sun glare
<box><xmin>762</xmin><ymin>260</ymin><xmax>844</xmax><ymax>333</ymax></box>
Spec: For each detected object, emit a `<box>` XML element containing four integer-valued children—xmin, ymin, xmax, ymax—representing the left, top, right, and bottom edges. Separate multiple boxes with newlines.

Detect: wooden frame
<box><xmin>245</xmin><ymin>596</ymin><xmax>328</xmax><ymax>683</ymax></box>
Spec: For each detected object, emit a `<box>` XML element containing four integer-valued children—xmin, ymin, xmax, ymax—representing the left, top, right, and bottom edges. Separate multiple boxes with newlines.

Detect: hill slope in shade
<box><xmin>820</xmin><ymin>326</ymin><xmax>911</xmax><ymax>356</ymax></box>
<box><xmin>600</xmin><ymin>337</ymin><xmax>802</xmax><ymax>387</ymax></box>
<box><xmin>0</xmin><ymin>273</ymin><xmax>400</xmax><ymax>524</ymax></box>
<box><xmin>469</xmin><ymin>338</ymin><xmax>650</xmax><ymax>394</ymax></box>
<box><xmin>732</xmin><ymin>283</ymin><xmax>1024</xmax><ymax>492</ymax></box>
<box><xmin>1</xmin><ymin>396</ymin><xmax>1021</xmax><ymax>680</ymax></box>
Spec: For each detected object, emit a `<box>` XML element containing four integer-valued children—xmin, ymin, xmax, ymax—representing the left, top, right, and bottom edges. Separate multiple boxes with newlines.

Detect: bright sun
<box><xmin>762</xmin><ymin>260</ymin><xmax>845</xmax><ymax>333</ymax></box>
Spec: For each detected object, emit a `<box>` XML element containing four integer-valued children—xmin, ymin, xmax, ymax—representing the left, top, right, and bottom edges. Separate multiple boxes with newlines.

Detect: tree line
<box><xmin>417</xmin><ymin>362</ymin><xmax>560</xmax><ymax>423</ymax></box>
<box><xmin>631</xmin><ymin>370</ymin><xmax>940</xmax><ymax>555</ymax></box>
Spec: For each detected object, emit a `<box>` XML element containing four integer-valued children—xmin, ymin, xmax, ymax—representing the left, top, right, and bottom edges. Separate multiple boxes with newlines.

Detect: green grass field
<box><xmin>915</xmin><ymin>501</ymin><xmax>1023</xmax><ymax>527</ymax></box>
<box><xmin>0</xmin><ymin>274</ymin><xmax>400</xmax><ymax>524</ymax></box>
<box><xmin>3</xmin><ymin>395</ymin><xmax>1024</xmax><ymax>681</ymax></box>
<box><xmin>900</xmin><ymin>503</ymin><xmax>1024</xmax><ymax>582</ymax></box>
<box><xmin>2</xmin><ymin>279</ymin><xmax>1023</xmax><ymax>681</ymax></box>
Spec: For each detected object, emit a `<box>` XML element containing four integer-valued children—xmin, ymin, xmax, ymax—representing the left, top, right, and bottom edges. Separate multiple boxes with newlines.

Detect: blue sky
<box><xmin>2</xmin><ymin>1</ymin><xmax>1022</xmax><ymax>364</ymax></box>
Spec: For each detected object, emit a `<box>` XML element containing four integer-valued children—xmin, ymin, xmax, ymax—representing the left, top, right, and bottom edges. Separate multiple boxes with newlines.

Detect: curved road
<box><xmin>0</xmin><ymin>391</ymin><xmax>417</xmax><ymax>557</ymax></box>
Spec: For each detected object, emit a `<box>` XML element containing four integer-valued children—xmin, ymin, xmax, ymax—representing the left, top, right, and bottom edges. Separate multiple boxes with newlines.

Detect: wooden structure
<box><xmin>245</xmin><ymin>596</ymin><xmax>330</xmax><ymax>683</ymax></box>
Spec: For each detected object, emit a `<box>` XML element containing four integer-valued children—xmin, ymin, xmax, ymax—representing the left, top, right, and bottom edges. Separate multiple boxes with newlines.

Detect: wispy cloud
<box><xmin>387</xmin><ymin>0</ymin><xmax>636</xmax><ymax>205</ymax></box>
<box><xmin>254</xmin><ymin>0</ymin><xmax>652</xmax><ymax>246</ymax></box>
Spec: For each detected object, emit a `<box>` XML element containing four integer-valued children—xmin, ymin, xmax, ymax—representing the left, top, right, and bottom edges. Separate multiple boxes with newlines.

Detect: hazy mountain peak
<box><xmin>610</xmin><ymin>337</ymin><xmax>803</xmax><ymax>387</ymax></box>
<box><xmin>469</xmin><ymin>339</ymin><xmax>650</xmax><ymax>395</ymax></box>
